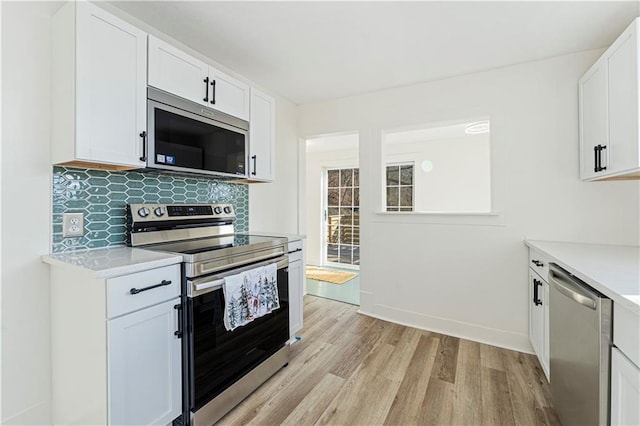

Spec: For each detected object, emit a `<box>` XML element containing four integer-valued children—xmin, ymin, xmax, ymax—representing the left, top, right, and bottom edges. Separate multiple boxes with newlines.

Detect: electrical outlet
<box><xmin>62</xmin><ymin>213</ymin><xmax>84</xmax><ymax>237</ymax></box>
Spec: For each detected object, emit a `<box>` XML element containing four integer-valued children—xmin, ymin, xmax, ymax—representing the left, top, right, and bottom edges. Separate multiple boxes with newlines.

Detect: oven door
<box><xmin>186</xmin><ymin>256</ymin><xmax>289</xmax><ymax>413</ymax></box>
<box><xmin>147</xmin><ymin>89</ymin><xmax>249</xmax><ymax>179</ymax></box>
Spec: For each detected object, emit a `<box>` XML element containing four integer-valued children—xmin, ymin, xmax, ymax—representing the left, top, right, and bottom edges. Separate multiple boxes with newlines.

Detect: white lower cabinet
<box><xmin>288</xmin><ymin>239</ymin><xmax>304</xmax><ymax>339</ymax></box>
<box><xmin>528</xmin><ymin>249</ymin><xmax>550</xmax><ymax>379</ymax></box>
<box><xmin>611</xmin><ymin>347</ymin><xmax>640</xmax><ymax>426</ymax></box>
<box><xmin>108</xmin><ymin>299</ymin><xmax>182</xmax><ymax>426</ymax></box>
<box><xmin>50</xmin><ymin>262</ymin><xmax>182</xmax><ymax>425</ymax></box>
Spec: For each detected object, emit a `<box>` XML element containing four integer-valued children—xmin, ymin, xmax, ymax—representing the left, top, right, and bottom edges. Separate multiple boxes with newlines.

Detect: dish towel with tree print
<box><xmin>223</xmin><ymin>262</ymin><xmax>279</xmax><ymax>331</ymax></box>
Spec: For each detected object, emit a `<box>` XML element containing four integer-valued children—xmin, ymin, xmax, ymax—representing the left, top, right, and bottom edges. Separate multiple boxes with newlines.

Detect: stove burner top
<box><xmin>128</xmin><ymin>203</ymin><xmax>288</xmax><ymax>278</ymax></box>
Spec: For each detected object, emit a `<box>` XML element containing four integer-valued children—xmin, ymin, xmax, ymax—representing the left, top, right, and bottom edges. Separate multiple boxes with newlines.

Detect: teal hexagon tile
<box><xmin>87</xmin><ymin>186</ymin><xmax>110</xmax><ymax>196</ymax></box>
<box><xmin>126</xmin><ymin>180</ymin><xmax>144</xmax><ymax>189</ymax></box>
<box><xmin>158</xmin><ymin>182</ymin><xmax>173</xmax><ymax>190</ymax></box>
<box><xmin>107</xmin><ymin>234</ymin><xmax>125</xmax><ymax>244</ymax></box>
<box><xmin>65</xmin><ymin>200</ymin><xmax>90</xmax><ymax>209</ymax></box>
<box><xmin>110</xmin><ymin>192</ymin><xmax>128</xmax><ymax>201</ymax></box>
<box><xmin>126</xmin><ymin>172</ymin><xmax>144</xmax><ymax>181</ymax></box>
<box><xmin>87</xmin><ymin>204</ymin><xmax>110</xmax><ymax>213</ymax></box>
<box><xmin>87</xmin><ymin>222</ymin><xmax>109</xmax><ymax>231</ymax></box>
<box><xmin>107</xmin><ymin>183</ymin><xmax>127</xmax><ymax>192</ymax></box>
<box><xmin>108</xmin><ymin>175</ymin><xmax>127</xmax><ymax>184</ymax></box>
<box><xmin>125</xmin><ymin>189</ymin><xmax>144</xmax><ymax>197</ymax></box>
<box><xmin>86</xmin><ymin>213</ymin><xmax>109</xmax><ymax>223</ymax></box>
<box><xmin>158</xmin><ymin>190</ymin><xmax>174</xmax><ymax>198</ymax></box>
<box><xmin>172</xmin><ymin>187</ymin><xmax>186</xmax><ymax>195</ymax></box>
<box><xmin>87</xmin><ymin>195</ymin><xmax>110</xmax><ymax>204</ymax></box>
<box><xmin>88</xmin><ymin>177</ymin><xmax>109</xmax><ymax>187</ymax></box>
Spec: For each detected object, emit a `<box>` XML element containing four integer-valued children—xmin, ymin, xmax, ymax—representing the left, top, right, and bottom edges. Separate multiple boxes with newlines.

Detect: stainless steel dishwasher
<box><xmin>549</xmin><ymin>263</ymin><xmax>612</xmax><ymax>426</ymax></box>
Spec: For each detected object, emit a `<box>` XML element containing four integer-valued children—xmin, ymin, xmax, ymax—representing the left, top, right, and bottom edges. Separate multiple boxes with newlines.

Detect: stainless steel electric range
<box><xmin>127</xmin><ymin>203</ymin><xmax>290</xmax><ymax>426</ymax></box>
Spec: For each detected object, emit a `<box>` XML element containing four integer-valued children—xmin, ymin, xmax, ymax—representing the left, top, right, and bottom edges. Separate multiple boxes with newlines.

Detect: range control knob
<box><xmin>154</xmin><ymin>207</ymin><xmax>165</xmax><ymax>217</ymax></box>
<box><xmin>223</xmin><ymin>206</ymin><xmax>232</xmax><ymax>214</ymax></box>
<box><xmin>137</xmin><ymin>207</ymin><xmax>150</xmax><ymax>218</ymax></box>
<box><xmin>214</xmin><ymin>206</ymin><xmax>222</xmax><ymax>214</ymax></box>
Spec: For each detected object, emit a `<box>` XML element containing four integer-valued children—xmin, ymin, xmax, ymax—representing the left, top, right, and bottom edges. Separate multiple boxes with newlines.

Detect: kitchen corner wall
<box><xmin>298</xmin><ymin>49</ymin><xmax>640</xmax><ymax>353</ymax></box>
<box><xmin>52</xmin><ymin>167</ymin><xmax>249</xmax><ymax>252</ymax></box>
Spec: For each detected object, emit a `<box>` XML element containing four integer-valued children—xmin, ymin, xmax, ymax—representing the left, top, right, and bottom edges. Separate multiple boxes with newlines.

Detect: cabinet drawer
<box><xmin>528</xmin><ymin>249</ymin><xmax>549</xmax><ymax>280</ymax></box>
<box><xmin>288</xmin><ymin>240</ymin><xmax>303</xmax><ymax>262</ymax></box>
<box><xmin>107</xmin><ymin>265</ymin><xmax>181</xmax><ymax>318</ymax></box>
<box><xmin>614</xmin><ymin>303</ymin><xmax>640</xmax><ymax>367</ymax></box>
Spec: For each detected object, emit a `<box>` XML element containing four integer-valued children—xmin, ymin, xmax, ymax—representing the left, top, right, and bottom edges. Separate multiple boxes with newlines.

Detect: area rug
<box><xmin>306</xmin><ymin>266</ymin><xmax>357</xmax><ymax>285</ymax></box>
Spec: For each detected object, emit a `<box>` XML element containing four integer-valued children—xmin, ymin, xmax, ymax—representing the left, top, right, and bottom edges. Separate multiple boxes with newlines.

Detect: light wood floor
<box><xmin>218</xmin><ymin>295</ymin><xmax>560</xmax><ymax>426</ymax></box>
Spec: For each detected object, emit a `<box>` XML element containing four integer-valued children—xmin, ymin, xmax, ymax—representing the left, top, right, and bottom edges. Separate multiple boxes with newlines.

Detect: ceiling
<box><xmin>111</xmin><ymin>1</ymin><xmax>639</xmax><ymax>105</ymax></box>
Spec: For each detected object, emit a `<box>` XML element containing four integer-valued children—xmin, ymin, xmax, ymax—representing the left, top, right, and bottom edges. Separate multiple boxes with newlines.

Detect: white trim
<box><xmin>357</xmin><ymin>303</ymin><xmax>533</xmax><ymax>354</ymax></box>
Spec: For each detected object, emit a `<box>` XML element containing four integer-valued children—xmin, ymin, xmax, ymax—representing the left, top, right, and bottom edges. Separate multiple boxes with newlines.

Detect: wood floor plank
<box><xmin>417</xmin><ymin>377</ymin><xmax>456</xmax><ymax>425</ymax></box>
<box><xmin>383</xmin><ymin>334</ymin><xmax>440</xmax><ymax>425</ymax></box>
<box><xmin>280</xmin><ymin>373</ymin><xmax>345</xmax><ymax>426</ymax></box>
<box><xmin>481</xmin><ymin>367</ymin><xmax>516</xmax><ymax>426</ymax></box>
<box><xmin>503</xmin><ymin>349</ymin><xmax>548</xmax><ymax>425</ymax></box>
<box><xmin>316</xmin><ymin>342</ymin><xmax>397</xmax><ymax>426</ymax></box>
<box><xmin>480</xmin><ymin>342</ymin><xmax>507</xmax><ymax>371</ymax></box>
<box><xmin>432</xmin><ymin>334</ymin><xmax>460</xmax><ymax>383</ymax></box>
<box><xmin>452</xmin><ymin>339</ymin><xmax>483</xmax><ymax>425</ymax></box>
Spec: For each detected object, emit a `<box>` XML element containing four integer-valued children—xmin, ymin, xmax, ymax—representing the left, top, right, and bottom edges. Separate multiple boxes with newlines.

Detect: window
<box><xmin>385</xmin><ymin>163</ymin><xmax>414</xmax><ymax>212</ymax></box>
<box><xmin>382</xmin><ymin>118</ymin><xmax>491</xmax><ymax>213</ymax></box>
<box><xmin>326</xmin><ymin>168</ymin><xmax>360</xmax><ymax>266</ymax></box>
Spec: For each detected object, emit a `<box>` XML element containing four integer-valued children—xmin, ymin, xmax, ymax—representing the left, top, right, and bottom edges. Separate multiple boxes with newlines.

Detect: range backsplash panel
<box><xmin>52</xmin><ymin>166</ymin><xmax>249</xmax><ymax>253</ymax></box>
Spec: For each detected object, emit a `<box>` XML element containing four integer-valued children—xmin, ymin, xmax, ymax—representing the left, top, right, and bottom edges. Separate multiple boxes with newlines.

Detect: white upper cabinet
<box><xmin>52</xmin><ymin>2</ymin><xmax>147</xmax><ymax>169</ymax></box>
<box><xmin>148</xmin><ymin>35</ymin><xmax>209</xmax><ymax>106</ymax></box>
<box><xmin>579</xmin><ymin>18</ymin><xmax>640</xmax><ymax>181</ymax></box>
<box><xmin>209</xmin><ymin>66</ymin><xmax>250</xmax><ymax>120</ymax></box>
<box><xmin>148</xmin><ymin>36</ymin><xmax>250</xmax><ymax>120</ymax></box>
<box><xmin>249</xmin><ymin>88</ymin><xmax>276</xmax><ymax>181</ymax></box>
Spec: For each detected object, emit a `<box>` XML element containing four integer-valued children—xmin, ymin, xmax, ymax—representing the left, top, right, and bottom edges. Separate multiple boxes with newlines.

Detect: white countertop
<box><xmin>43</xmin><ymin>247</ymin><xmax>183</xmax><ymax>279</ymax></box>
<box><xmin>525</xmin><ymin>240</ymin><xmax>640</xmax><ymax>313</ymax></box>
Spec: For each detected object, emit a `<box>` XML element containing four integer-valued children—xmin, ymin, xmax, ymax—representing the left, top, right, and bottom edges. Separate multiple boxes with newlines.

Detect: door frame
<box><xmin>322</xmin><ymin>165</ymin><xmax>360</xmax><ymax>271</ymax></box>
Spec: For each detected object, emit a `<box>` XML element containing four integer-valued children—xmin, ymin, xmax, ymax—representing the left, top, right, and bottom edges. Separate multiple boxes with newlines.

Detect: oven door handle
<box><xmin>188</xmin><ymin>256</ymin><xmax>288</xmax><ymax>297</ymax></box>
<box><xmin>194</xmin><ymin>278</ymin><xmax>225</xmax><ymax>292</ymax></box>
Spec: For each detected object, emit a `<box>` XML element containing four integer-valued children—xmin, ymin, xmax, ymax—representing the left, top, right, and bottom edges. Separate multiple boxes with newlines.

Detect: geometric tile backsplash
<box><xmin>52</xmin><ymin>166</ymin><xmax>249</xmax><ymax>253</ymax></box>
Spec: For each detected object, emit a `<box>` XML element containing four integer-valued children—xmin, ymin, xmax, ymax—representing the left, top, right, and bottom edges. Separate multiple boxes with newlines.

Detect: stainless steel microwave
<box><xmin>145</xmin><ymin>88</ymin><xmax>249</xmax><ymax>178</ymax></box>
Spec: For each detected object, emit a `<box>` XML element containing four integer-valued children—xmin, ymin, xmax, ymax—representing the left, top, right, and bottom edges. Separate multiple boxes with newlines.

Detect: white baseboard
<box><xmin>1</xmin><ymin>401</ymin><xmax>50</xmax><ymax>425</ymax></box>
<box><xmin>357</xmin><ymin>303</ymin><xmax>533</xmax><ymax>354</ymax></box>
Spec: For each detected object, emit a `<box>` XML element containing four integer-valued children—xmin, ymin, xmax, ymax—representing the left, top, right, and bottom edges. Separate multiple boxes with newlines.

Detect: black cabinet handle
<box><xmin>174</xmin><ymin>303</ymin><xmax>183</xmax><ymax>338</ymax></box>
<box><xmin>533</xmin><ymin>279</ymin><xmax>543</xmax><ymax>306</ymax></box>
<box><xmin>210</xmin><ymin>80</ymin><xmax>216</xmax><ymax>105</ymax></box>
<box><xmin>531</xmin><ymin>259</ymin><xmax>544</xmax><ymax>267</ymax></box>
<box><xmin>203</xmin><ymin>77</ymin><xmax>209</xmax><ymax>102</ymax></box>
<box><xmin>130</xmin><ymin>279</ymin><xmax>172</xmax><ymax>295</ymax></box>
<box><xmin>251</xmin><ymin>155</ymin><xmax>257</xmax><ymax>176</ymax></box>
<box><xmin>594</xmin><ymin>145</ymin><xmax>608</xmax><ymax>172</ymax></box>
<box><xmin>139</xmin><ymin>131</ymin><xmax>147</xmax><ymax>162</ymax></box>
<box><xmin>599</xmin><ymin>145</ymin><xmax>607</xmax><ymax>171</ymax></box>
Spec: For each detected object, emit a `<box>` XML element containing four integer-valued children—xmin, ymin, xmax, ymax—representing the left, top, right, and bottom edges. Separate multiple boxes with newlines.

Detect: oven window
<box><xmin>188</xmin><ymin>266</ymin><xmax>289</xmax><ymax>410</ymax></box>
<box><xmin>154</xmin><ymin>108</ymin><xmax>246</xmax><ymax>175</ymax></box>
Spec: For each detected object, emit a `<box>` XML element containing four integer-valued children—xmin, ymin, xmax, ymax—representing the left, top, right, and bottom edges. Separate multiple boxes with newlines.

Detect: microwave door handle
<box><xmin>251</xmin><ymin>155</ymin><xmax>257</xmax><ymax>176</ymax></box>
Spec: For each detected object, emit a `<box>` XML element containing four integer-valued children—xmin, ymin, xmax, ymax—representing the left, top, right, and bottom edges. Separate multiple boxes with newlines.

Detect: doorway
<box><xmin>305</xmin><ymin>133</ymin><xmax>360</xmax><ymax>305</ymax></box>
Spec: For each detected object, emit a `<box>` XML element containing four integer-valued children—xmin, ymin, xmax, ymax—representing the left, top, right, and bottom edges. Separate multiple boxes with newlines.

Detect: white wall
<box><xmin>249</xmin><ymin>97</ymin><xmax>300</xmax><ymax>234</ymax></box>
<box><xmin>1</xmin><ymin>2</ymin><xmax>56</xmax><ymax>423</ymax></box>
<box><xmin>305</xmin><ymin>148</ymin><xmax>359</xmax><ymax>265</ymax></box>
<box><xmin>298</xmin><ymin>50</ymin><xmax>640</xmax><ymax>352</ymax></box>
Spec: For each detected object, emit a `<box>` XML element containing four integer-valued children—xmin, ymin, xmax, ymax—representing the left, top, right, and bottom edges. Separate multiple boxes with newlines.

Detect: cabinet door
<box><xmin>579</xmin><ymin>62</ymin><xmax>608</xmax><ymax>180</ymax></box>
<box><xmin>608</xmin><ymin>29</ymin><xmax>640</xmax><ymax>175</ymax></box>
<box><xmin>108</xmin><ymin>299</ymin><xmax>182</xmax><ymax>426</ymax></box>
<box><xmin>148</xmin><ymin>35</ymin><xmax>209</xmax><ymax>106</ymax></box>
<box><xmin>249</xmin><ymin>88</ymin><xmax>276</xmax><ymax>181</ymax></box>
<box><xmin>75</xmin><ymin>2</ymin><xmax>147</xmax><ymax>167</ymax></box>
<box><xmin>611</xmin><ymin>347</ymin><xmax>640</xmax><ymax>426</ymax></box>
<box><xmin>528</xmin><ymin>271</ymin><xmax>545</xmax><ymax>368</ymax></box>
<box><xmin>209</xmin><ymin>66</ymin><xmax>250</xmax><ymax>120</ymax></box>
<box><xmin>289</xmin><ymin>259</ymin><xmax>304</xmax><ymax>338</ymax></box>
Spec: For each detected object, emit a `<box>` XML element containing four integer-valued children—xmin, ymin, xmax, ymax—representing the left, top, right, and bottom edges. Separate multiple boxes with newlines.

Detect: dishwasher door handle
<box><xmin>549</xmin><ymin>269</ymin><xmax>597</xmax><ymax>310</ymax></box>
